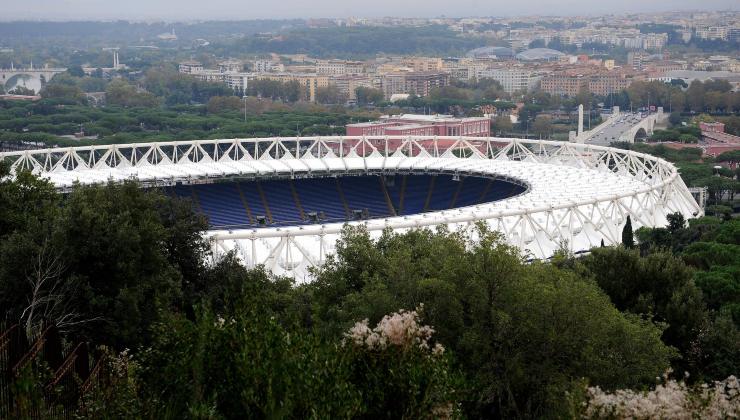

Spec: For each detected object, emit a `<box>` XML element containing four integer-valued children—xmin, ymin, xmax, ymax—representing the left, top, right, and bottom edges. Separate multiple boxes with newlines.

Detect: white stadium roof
<box><xmin>1</xmin><ymin>136</ymin><xmax>702</xmax><ymax>281</ymax></box>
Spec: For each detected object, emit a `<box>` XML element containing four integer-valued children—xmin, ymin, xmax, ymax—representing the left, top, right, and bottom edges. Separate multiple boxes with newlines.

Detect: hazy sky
<box><xmin>2</xmin><ymin>0</ymin><xmax>737</xmax><ymax>21</ymax></box>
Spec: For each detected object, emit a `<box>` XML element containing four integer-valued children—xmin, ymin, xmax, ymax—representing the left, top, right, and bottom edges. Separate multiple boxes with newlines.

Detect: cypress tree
<box><xmin>622</xmin><ymin>215</ymin><xmax>634</xmax><ymax>248</ymax></box>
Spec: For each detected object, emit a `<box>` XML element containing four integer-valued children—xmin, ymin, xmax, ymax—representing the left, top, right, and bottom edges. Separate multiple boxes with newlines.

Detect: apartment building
<box><xmin>477</xmin><ymin>68</ymin><xmax>542</xmax><ymax>93</ymax></box>
<box><xmin>330</xmin><ymin>75</ymin><xmax>373</xmax><ymax>101</ymax></box>
<box><xmin>401</xmin><ymin>57</ymin><xmax>444</xmax><ymax>72</ymax></box>
<box><xmin>696</xmin><ymin>26</ymin><xmax>729</xmax><ymax>41</ymax></box>
<box><xmin>541</xmin><ymin>74</ymin><xmax>587</xmax><ymax>96</ymax></box>
<box><xmin>178</xmin><ymin>60</ymin><xmax>204</xmax><ymax>74</ymax></box>
<box><xmin>218</xmin><ymin>60</ymin><xmax>243</xmax><ymax>73</ymax></box>
<box><xmin>587</xmin><ymin>74</ymin><xmax>632</xmax><ymax>96</ymax></box>
<box><xmin>256</xmin><ymin>73</ymin><xmax>330</xmax><ymax>102</ymax></box>
<box><xmin>541</xmin><ymin>72</ymin><xmax>632</xmax><ymax>97</ymax></box>
<box><xmin>253</xmin><ymin>60</ymin><xmax>284</xmax><ymax>73</ymax></box>
<box><xmin>442</xmin><ymin>59</ymin><xmax>487</xmax><ymax>81</ymax></box>
<box><xmin>316</xmin><ymin>59</ymin><xmax>365</xmax><ymax>75</ymax></box>
<box><xmin>381</xmin><ymin>71</ymin><xmax>449</xmax><ymax>98</ymax></box>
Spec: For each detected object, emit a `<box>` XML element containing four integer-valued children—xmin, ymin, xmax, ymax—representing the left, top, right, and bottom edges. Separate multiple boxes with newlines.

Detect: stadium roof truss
<box><xmin>0</xmin><ymin>136</ymin><xmax>702</xmax><ymax>281</ymax></box>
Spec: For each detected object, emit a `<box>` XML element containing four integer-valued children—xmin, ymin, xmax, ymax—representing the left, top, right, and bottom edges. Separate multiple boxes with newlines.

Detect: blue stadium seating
<box><xmin>400</xmin><ymin>175</ymin><xmax>430</xmax><ymax>215</ymax></box>
<box><xmin>339</xmin><ymin>177</ymin><xmax>392</xmax><ymax>218</ymax></box>
<box><xmin>165</xmin><ymin>175</ymin><xmax>524</xmax><ymax>229</ymax></box>
<box><xmin>260</xmin><ymin>181</ymin><xmax>302</xmax><ymax>224</ymax></box>
<box><xmin>239</xmin><ymin>182</ymin><xmax>269</xmax><ymax>224</ymax></box>
<box><xmin>455</xmin><ymin>177</ymin><xmax>490</xmax><ymax>207</ymax></box>
<box><xmin>192</xmin><ymin>183</ymin><xmax>250</xmax><ymax>227</ymax></box>
<box><xmin>294</xmin><ymin>178</ymin><xmax>347</xmax><ymax>222</ymax></box>
<box><xmin>427</xmin><ymin>175</ymin><xmax>460</xmax><ymax>211</ymax></box>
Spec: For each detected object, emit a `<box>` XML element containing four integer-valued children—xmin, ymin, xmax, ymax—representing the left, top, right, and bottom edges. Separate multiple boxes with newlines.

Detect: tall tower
<box><xmin>577</xmin><ymin>104</ymin><xmax>584</xmax><ymax>137</ymax></box>
<box><xmin>113</xmin><ymin>51</ymin><xmax>119</xmax><ymax>70</ymax></box>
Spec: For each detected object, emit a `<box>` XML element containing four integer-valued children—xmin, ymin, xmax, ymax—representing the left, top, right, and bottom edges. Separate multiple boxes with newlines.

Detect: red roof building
<box><xmin>346</xmin><ymin>114</ymin><xmax>490</xmax><ymax>137</ymax></box>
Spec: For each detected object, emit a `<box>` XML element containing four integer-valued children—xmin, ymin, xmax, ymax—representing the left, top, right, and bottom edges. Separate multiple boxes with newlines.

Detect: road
<box><xmin>587</xmin><ymin>112</ymin><xmax>645</xmax><ymax>145</ymax></box>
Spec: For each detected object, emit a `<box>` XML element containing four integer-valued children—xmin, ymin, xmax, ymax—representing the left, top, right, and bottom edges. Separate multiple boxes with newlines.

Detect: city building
<box><xmin>696</xmin><ymin>26</ymin><xmax>729</xmax><ymax>41</ymax></box>
<box><xmin>381</xmin><ymin>71</ymin><xmax>449</xmax><ymax>98</ymax></box>
<box><xmin>316</xmin><ymin>59</ymin><xmax>365</xmax><ymax>75</ymax></box>
<box><xmin>256</xmin><ymin>73</ymin><xmax>330</xmax><ymax>102</ymax></box>
<box><xmin>587</xmin><ymin>74</ymin><xmax>633</xmax><ymax>96</ymax></box>
<box><xmin>442</xmin><ymin>58</ymin><xmax>487</xmax><ymax>82</ymax></box>
<box><xmin>477</xmin><ymin>68</ymin><xmax>542</xmax><ymax>93</ymax></box>
<box><xmin>541</xmin><ymin>71</ymin><xmax>632</xmax><ymax>97</ymax></box>
<box><xmin>218</xmin><ymin>60</ymin><xmax>243</xmax><ymax>73</ymax></box>
<box><xmin>178</xmin><ymin>60</ymin><xmax>204</xmax><ymax>74</ymax></box>
<box><xmin>346</xmin><ymin>114</ymin><xmax>490</xmax><ymax>137</ymax></box>
<box><xmin>253</xmin><ymin>60</ymin><xmax>284</xmax><ymax>73</ymax></box>
<box><xmin>330</xmin><ymin>75</ymin><xmax>373</xmax><ymax>101</ymax></box>
<box><xmin>401</xmin><ymin>57</ymin><xmax>444</xmax><ymax>72</ymax></box>
<box><xmin>541</xmin><ymin>73</ymin><xmax>588</xmax><ymax>96</ymax></box>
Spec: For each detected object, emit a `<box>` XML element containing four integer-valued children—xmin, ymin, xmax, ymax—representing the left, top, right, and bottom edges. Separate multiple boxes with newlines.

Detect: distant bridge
<box><xmin>618</xmin><ymin>110</ymin><xmax>668</xmax><ymax>143</ymax></box>
<box><xmin>0</xmin><ymin>67</ymin><xmax>67</xmax><ymax>91</ymax></box>
<box><xmin>577</xmin><ymin>107</ymin><xmax>669</xmax><ymax>145</ymax></box>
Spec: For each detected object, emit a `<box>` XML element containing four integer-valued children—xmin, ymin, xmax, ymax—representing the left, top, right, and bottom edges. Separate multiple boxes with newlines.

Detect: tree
<box><xmin>622</xmin><ymin>215</ymin><xmax>634</xmax><ymax>248</ymax></box>
<box><xmin>206</xmin><ymin>96</ymin><xmax>242</xmax><ymax>113</ymax></box>
<box><xmin>315</xmin><ymin>85</ymin><xmax>347</xmax><ymax>104</ymax></box>
<box><xmin>669</xmin><ymin>111</ymin><xmax>683</xmax><ymax>126</ymax></box>
<box><xmin>66</xmin><ymin>65</ymin><xmax>86</xmax><ymax>78</ymax></box>
<box><xmin>532</xmin><ymin>115</ymin><xmax>553</xmax><ymax>138</ymax></box>
<box><xmin>667</xmin><ymin>212</ymin><xmax>686</xmax><ymax>232</ymax></box>
<box><xmin>105</xmin><ymin>79</ymin><xmax>160</xmax><ymax>108</ymax></box>
<box><xmin>0</xmin><ymin>178</ymin><xmax>209</xmax><ymax>349</ymax></box>
<box><xmin>9</xmin><ymin>86</ymin><xmax>35</xmax><ymax>95</ymax></box>
<box><xmin>686</xmin><ymin>81</ymin><xmax>706</xmax><ymax>112</ymax></box>
<box><xmin>311</xmin><ymin>225</ymin><xmax>675</xmax><ymax>417</ymax></box>
<box><xmin>578</xmin><ymin>247</ymin><xmax>708</xmax><ymax>373</ymax></box>
<box><xmin>429</xmin><ymin>85</ymin><xmax>472</xmax><ymax>101</ymax></box>
<box><xmin>354</xmin><ymin>86</ymin><xmax>384</xmax><ymax>105</ymax></box>
<box><xmin>575</xmin><ymin>86</ymin><xmax>592</xmax><ymax>109</ymax></box>
<box><xmin>137</xmin><ymin>297</ymin><xmax>459</xmax><ymax>418</ymax></box>
<box><xmin>41</xmin><ymin>83</ymin><xmax>86</xmax><ymax>102</ymax></box>
<box><xmin>491</xmin><ymin>115</ymin><xmax>513</xmax><ymax>134</ymax></box>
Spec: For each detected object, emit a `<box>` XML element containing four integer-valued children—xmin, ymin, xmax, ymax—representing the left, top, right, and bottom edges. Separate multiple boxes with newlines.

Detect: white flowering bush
<box><xmin>345</xmin><ymin>305</ymin><xmax>445</xmax><ymax>356</ymax></box>
<box><xmin>584</xmin><ymin>371</ymin><xmax>739</xmax><ymax>419</ymax></box>
<box><xmin>343</xmin><ymin>305</ymin><xmax>459</xmax><ymax>419</ymax></box>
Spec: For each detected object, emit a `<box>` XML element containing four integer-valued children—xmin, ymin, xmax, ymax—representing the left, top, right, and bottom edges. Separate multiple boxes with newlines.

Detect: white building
<box><xmin>696</xmin><ymin>26</ymin><xmax>729</xmax><ymax>41</ymax></box>
<box><xmin>218</xmin><ymin>60</ymin><xmax>243</xmax><ymax>73</ymax></box>
<box><xmin>179</xmin><ymin>61</ymin><xmax>204</xmax><ymax>74</ymax></box>
<box><xmin>477</xmin><ymin>68</ymin><xmax>542</xmax><ymax>94</ymax></box>
<box><xmin>253</xmin><ymin>60</ymin><xmax>284</xmax><ymax>73</ymax></box>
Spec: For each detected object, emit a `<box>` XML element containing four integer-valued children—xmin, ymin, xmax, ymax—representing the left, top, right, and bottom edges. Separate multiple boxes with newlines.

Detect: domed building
<box><xmin>515</xmin><ymin>48</ymin><xmax>565</xmax><ymax>62</ymax></box>
<box><xmin>466</xmin><ymin>46</ymin><xmax>515</xmax><ymax>59</ymax></box>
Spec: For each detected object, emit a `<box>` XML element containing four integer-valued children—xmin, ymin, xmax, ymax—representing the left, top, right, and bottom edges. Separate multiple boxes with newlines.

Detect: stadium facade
<box><xmin>0</xmin><ymin>136</ymin><xmax>702</xmax><ymax>281</ymax></box>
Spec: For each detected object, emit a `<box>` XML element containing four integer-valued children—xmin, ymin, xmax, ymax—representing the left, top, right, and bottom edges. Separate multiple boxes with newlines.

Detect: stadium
<box><xmin>0</xmin><ymin>136</ymin><xmax>702</xmax><ymax>281</ymax></box>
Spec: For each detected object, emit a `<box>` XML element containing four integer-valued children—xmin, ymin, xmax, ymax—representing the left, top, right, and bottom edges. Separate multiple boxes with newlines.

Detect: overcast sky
<box><xmin>2</xmin><ymin>0</ymin><xmax>737</xmax><ymax>21</ymax></box>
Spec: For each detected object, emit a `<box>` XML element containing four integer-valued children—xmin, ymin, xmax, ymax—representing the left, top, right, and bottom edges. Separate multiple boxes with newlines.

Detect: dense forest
<box><xmin>0</xmin><ymin>151</ymin><xmax>738</xmax><ymax>417</ymax></box>
<box><xmin>212</xmin><ymin>26</ymin><xmax>487</xmax><ymax>59</ymax></box>
<box><xmin>0</xmin><ymin>20</ymin><xmax>302</xmax><ymax>44</ymax></box>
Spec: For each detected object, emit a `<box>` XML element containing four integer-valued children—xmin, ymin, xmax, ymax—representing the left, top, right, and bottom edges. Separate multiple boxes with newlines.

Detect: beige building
<box><xmin>402</xmin><ymin>57</ymin><xmax>443</xmax><ymax>72</ymax></box>
<box><xmin>257</xmin><ymin>73</ymin><xmax>329</xmax><ymax>102</ymax></box>
<box><xmin>382</xmin><ymin>71</ymin><xmax>449</xmax><ymax>99</ymax></box>
<box><xmin>330</xmin><ymin>75</ymin><xmax>373</xmax><ymax>101</ymax></box>
<box><xmin>443</xmin><ymin>59</ymin><xmax>487</xmax><ymax>81</ymax></box>
<box><xmin>316</xmin><ymin>59</ymin><xmax>365</xmax><ymax>75</ymax></box>
<box><xmin>541</xmin><ymin>72</ymin><xmax>632</xmax><ymax>97</ymax></box>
